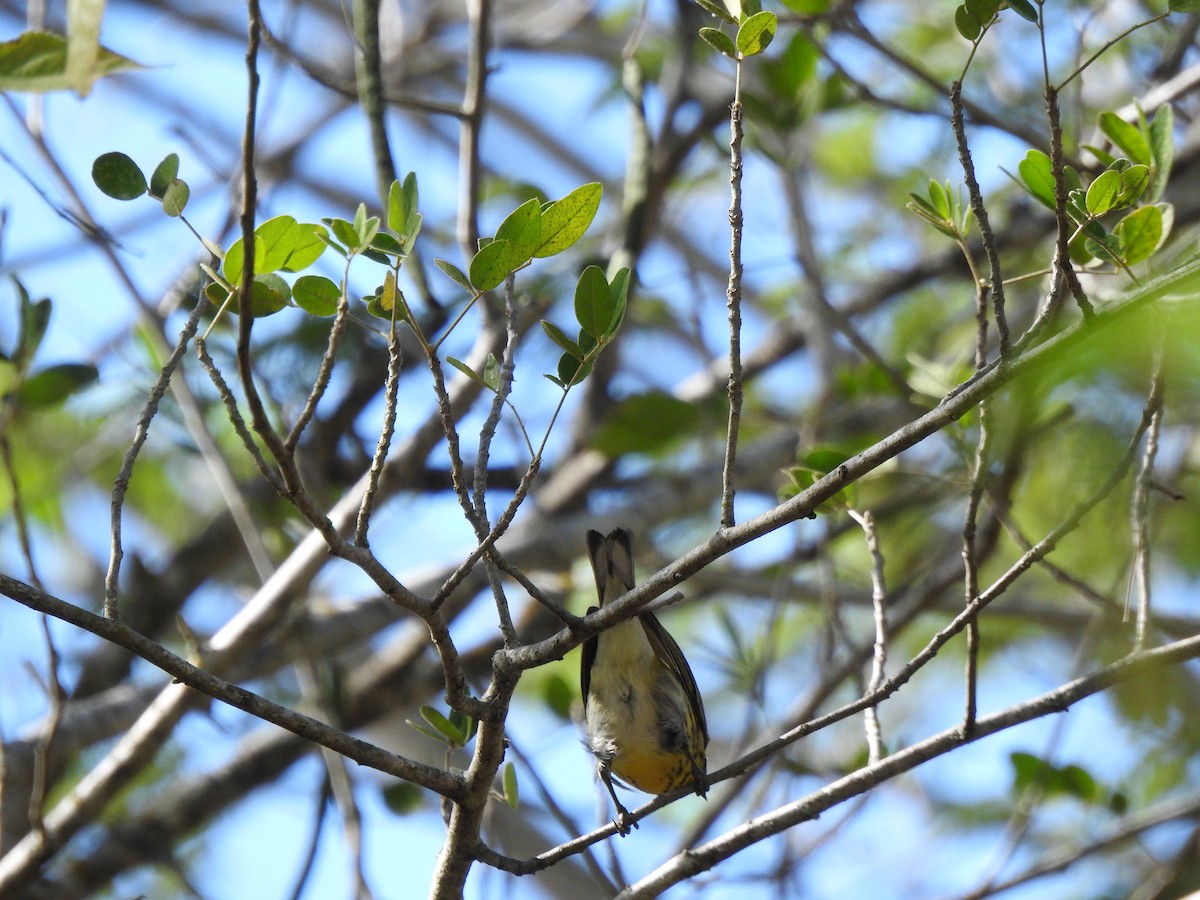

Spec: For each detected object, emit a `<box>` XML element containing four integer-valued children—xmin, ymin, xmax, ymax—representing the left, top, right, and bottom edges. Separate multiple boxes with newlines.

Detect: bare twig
<box><xmin>1130</xmin><ymin>359</ymin><xmax>1165</xmax><ymax>650</ymax></box>
<box><xmin>355</xmin><ymin>304</ymin><xmax>404</xmax><ymax>545</ymax></box>
<box><xmin>105</xmin><ymin>297</ymin><xmax>207</xmax><ymax>617</ymax></box>
<box><xmin>951</xmin><ymin>81</ymin><xmax>1008</xmax><ymax>356</ymax></box>
<box><xmin>721</xmin><ymin>58</ymin><xmax>746</xmax><ymax>529</ymax></box>
<box><xmin>849</xmin><ymin>509</ymin><xmax>888</xmax><ymax>764</ymax></box>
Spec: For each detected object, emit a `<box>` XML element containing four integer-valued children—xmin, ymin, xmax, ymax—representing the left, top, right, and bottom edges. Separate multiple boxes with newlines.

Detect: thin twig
<box><xmin>0</xmin><ymin>573</ymin><xmax>465</xmax><ymax>799</ymax></box>
<box><xmin>951</xmin><ymin>80</ymin><xmax>1008</xmax><ymax>356</ymax></box>
<box><xmin>285</xmin><ymin>777</ymin><xmax>332</xmax><ymax>900</ymax></box>
<box><xmin>286</xmin><ymin>280</ymin><xmax>353</xmax><ymax>453</ymax></box>
<box><xmin>720</xmin><ymin>59</ymin><xmax>746</xmax><ymax>529</ymax></box>
<box><xmin>355</xmin><ymin>303</ymin><xmax>404</xmax><ymax>546</ymax></box>
<box><xmin>458</xmin><ymin>0</ymin><xmax>489</xmax><ymax>261</ymax></box>
<box><xmin>105</xmin><ymin>298</ymin><xmax>206</xmax><ymax>618</ymax></box>
<box><xmin>471</xmin><ymin>277</ymin><xmax>522</xmax><ymax>644</ymax></box>
<box><xmin>849</xmin><ymin>509</ymin><xmax>888</xmax><ymax>764</ymax></box>
<box><xmin>1130</xmin><ymin>357</ymin><xmax>1164</xmax><ymax>650</ymax></box>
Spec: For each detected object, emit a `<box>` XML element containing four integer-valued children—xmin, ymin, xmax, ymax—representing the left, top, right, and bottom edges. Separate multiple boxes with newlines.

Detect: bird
<box><xmin>580</xmin><ymin>527</ymin><xmax>708</xmax><ymax>833</ymax></box>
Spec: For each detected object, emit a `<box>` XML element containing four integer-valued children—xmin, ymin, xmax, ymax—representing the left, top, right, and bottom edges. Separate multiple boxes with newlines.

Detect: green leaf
<box><xmin>255</xmin><ymin>216</ymin><xmax>300</xmax><ymax>274</ymax></box>
<box><xmin>0</xmin><ymin>29</ymin><xmax>142</xmax><ymax>95</ymax></box>
<box><xmin>479</xmin><ymin>353</ymin><xmax>500</xmax><ymax>391</ymax></box>
<box><xmin>14</xmin><ymin>280</ymin><xmax>51</xmax><ymax>369</ymax></box>
<box><xmin>502</xmin><ymin>762</ymin><xmax>519</xmax><ymax>810</ymax></box>
<box><xmin>370</xmin><ymin>233</ymin><xmax>406</xmax><ymax>258</ymax></box>
<box><xmin>592</xmin><ymin>391</ymin><xmax>702</xmax><ymax>457</ymax></box>
<box><xmin>779</xmin><ymin>0</ymin><xmax>829</xmax><ymax>11</ymax></box>
<box><xmin>17</xmin><ymin>362</ymin><xmax>98</xmax><ymax>408</ymax></box>
<box><xmin>1059</xmin><ymin>764</ymin><xmax>1099</xmax><ymax>803</ymax></box>
<box><xmin>1148</xmin><ymin>105</ymin><xmax>1174</xmax><ymax>203</ymax></box>
<box><xmin>292</xmin><ymin>275</ymin><xmax>341</xmax><ymax>316</ymax></box>
<box><xmin>250</xmin><ymin>273</ymin><xmax>290</xmax><ymax>316</ymax></box>
<box><xmin>494</xmin><ymin>198</ymin><xmax>542</xmax><ymax>266</ymax></box>
<box><xmin>222</xmin><ymin>234</ymin><xmax>270</xmax><ymax>285</ymax></box>
<box><xmin>388</xmin><ymin>172</ymin><xmax>420</xmax><ymax>236</ymax></box>
<box><xmin>735</xmin><ymin>10</ymin><xmax>776</xmax><ymax>56</ymax></box>
<box><xmin>1006</xmin><ymin>0</ymin><xmax>1039</xmax><ymax>21</ymax></box>
<box><xmin>1080</xmin><ymin>143</ymin><xmax>1116</xmax><ymax>167</ymax></box>
<box><xmin>1084</xmin><ymin>169</ymin><xmax>1120</xmax><ymax>216</ymax></box>
<box><xmin>1083</xmin><ymin>228</ymin><xmax>1122</xmax><ymax>265</ymax></box>
<box><xmin>760</xmin><ymin>30</ymin><xmax>817</xmax><ymax>101</ymax></box>
<box><xmin>380</xmin><ymin>781</ymin><xmax>423</xmax><ymax>816</ymax></box>
<box><xmin>1098</xmin><ymin>112</ymin><xmax>1150</xmax><ymax>167</ymax></box>
<box><xmin>699</xmin><ymin>27</ymin><xmax>737</xmax><ymax>58</ymax></box>
<box><xmin>446</xmin><ymin>356</ymin><xmax>491</xmax><ymax>390</ymax></box>
<box><xmin>1115</xmin><ymin>164</ymin><xmax>1149</xmax><ymax>206</ymax></box>
<box><xmin>692</xmin><ymin>0</ymin><xmax>738</xmax><ymax>23</ymax></box>
<box><xmin>965</xmin><ymin>0</ymin><xmax>999</xmax><ymax>26</ymax></box>
<box><xmin>1017</xmin><ymin>149</ymin><xmax>1056</xmax><ymax>209</ymax></box>
<box><xmin>1169</xmin><ymin>0</ymin><xmax>1200</xmax><ymax>11</ymax></box>
<box><xmin>435</xmin><ymin>258</ymin><xmax>473</xmax><ymax>292</ymax></box>
<box><xmin>555</xmin><ymin>351</ymin><xmax>592</xmax><ymax>387</ymax></box>
<box><xmin>1113</xmin><ymin>205</ymin><xmax>1163</xmax><ymax>266</ymax></box>
<box><xmin>91</xmin><ymin>152</ymin><xmax>147</xmax><ymax>200</ymax></box>
<box><xmin>149</xmin><ymin>154</ymin><xmax>179</xmax><ymax>199</ymax></box>
<box><xmin>326</xmin><ymin>217</ymin><xmax>360</xmax><ymax>251</ymax></box>
<box><xmin>534</xmin><ymin>182</ymin><xmax>602</xmax><ymax>258</ymax></box>
<box><xmin>160</xmin><ymin>179</ymin><xmax>189</xmax><ymax>217</ymax></box>
<box><xmin>540</xmin><ymin>320</ymin><xmax>581</xmax><ymax>359</ymax></box>
<box><xmin>469</xmin><ymin>239</ymin><xmax>516</xmax><ymax>292</ymax></box>
<box><xmin>353</xmin><ymin>203</ymin><xmax>381</xmax><ymax>251</ymax></box>
<box><xmin>928</xmin><ymin>179</ymin><xmax>949</xmax><ymax>218</ymax></box>
<box><xmin>574</xmin><ymin>265</ymin><xmax>614</xmax><ymax>340</ymax></box>
<box><xmin>285</xmin><ymin>224</ymin><xmax>328</xmax><ymax>272</ymax></box>
<box><xmin>955</xmin><ymin>6</ymin><xmax>982</xmax><ymax>40</ymax></box>
<box><xmin>608</xmin><ymin>267</ymin><xmax>630</xmax><ymax>336</ymax></box>
<box><xmin>419</xmin><ymin>705</ymin><xmax>465</xmax><ymax>747</ymax></box>
<box><xmin>1010</xmin><ymin>751</ymin><xmax>1047</xmax><ymax>794</ymax></box>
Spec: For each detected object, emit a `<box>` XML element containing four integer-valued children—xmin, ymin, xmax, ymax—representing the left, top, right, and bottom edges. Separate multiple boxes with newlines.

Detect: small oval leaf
<box><xmin>293</xmin><ymin>275</ymin><xmax>341</xmax><ymax>316</ymax></box>
<box><xmin>735</xmin><ymin>10</ymin><xmax>777</xmax><ymax>56</ymax></box>
<box><xmin>92</xmin><ymin>152</ymin><xmax>147</xmax><ymax>200</ymax></box>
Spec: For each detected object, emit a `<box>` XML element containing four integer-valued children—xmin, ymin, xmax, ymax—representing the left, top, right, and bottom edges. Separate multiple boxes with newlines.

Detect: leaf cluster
<box><xmin>1016</xmin><ymin>105</ymin><xmax>1175</xmax><ymax>271</ymax></box>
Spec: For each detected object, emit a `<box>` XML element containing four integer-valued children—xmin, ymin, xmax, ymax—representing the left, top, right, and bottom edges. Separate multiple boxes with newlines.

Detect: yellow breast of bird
<box><xmin>585</xmin><ymin>619</ymin><xmax>694</xmax><ymax>794</ymax></box>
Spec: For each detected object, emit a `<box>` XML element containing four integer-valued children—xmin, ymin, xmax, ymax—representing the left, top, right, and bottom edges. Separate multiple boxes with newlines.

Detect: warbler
<box><xmin>580</xmin><ymin>528</ymin><xmax>708</xmax><ymax>832</ymax></box>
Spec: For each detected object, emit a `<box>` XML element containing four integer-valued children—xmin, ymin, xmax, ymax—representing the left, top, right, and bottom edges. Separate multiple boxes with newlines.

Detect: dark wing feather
<box><xmin>580</xmin><ymin>604</ymin><xmax>599</xmax><ymax>712</ymax></box>
<box><xmin>639</xmin><ymin>612</ymin><xmax>708</xmax><ymax>742</ymax></box>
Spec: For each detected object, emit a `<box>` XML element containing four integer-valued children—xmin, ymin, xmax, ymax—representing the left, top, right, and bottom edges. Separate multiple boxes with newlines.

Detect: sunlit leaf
<box><xmin>469</xmin><ymin>239</ymin><xmax>516</xmax><ymax>292</ymax></box>
<box><xmin>1017</xmin><ymin>149</ymin><xmax>1056</xmax><ymax>209</ymax></box>
<box><xmin>534</xmin><ymin>183</ymin><xmax>602</xmax><ymax>258</ymax></box>
<box><xmin>700</xmin><ymin>27</ymin><xmax>737</xmax><ymax>58</ymax></box>
<box><xmin>160</xmin><ymin>179</ymin><xmax>189</xmax><ymax>217</ymax></box>
<box><xmin>735</xmin><ymin>10</ymin><xmax>776</xmax><ymax>56</ymax></box>
<box><xmin>0</xmin><ymin>29</ymin><xmax>142</xmax><ymax>95</ymax></box>
<box><xmin>1084</xmin><ymin>169</ymin><xmax>1120</xmax><ymax>216</ymax></box>
<box><xmin>1113</xmin><ymin>205</ymin><xmax>1163</xmax><ymax>266</ymax></box>
<box><xmin>1098</xmin><ymin>112</ymin><xmax>1150</xmax><ymax>167</ymax></box>
<box><xmin>494</xmin><ymin>198</ymin><xmax>542</xmax><ymax>265</ymax></box>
